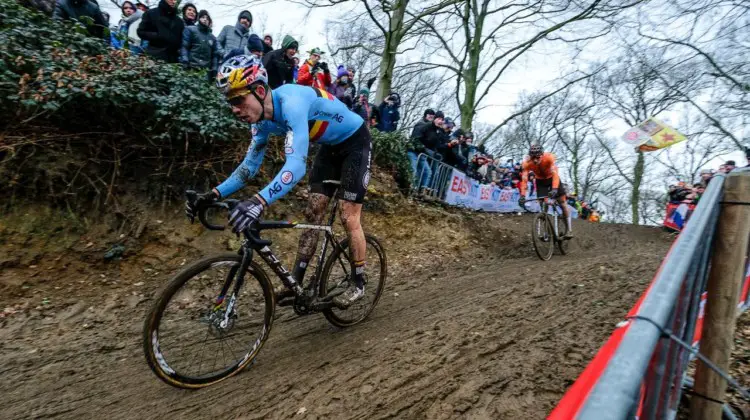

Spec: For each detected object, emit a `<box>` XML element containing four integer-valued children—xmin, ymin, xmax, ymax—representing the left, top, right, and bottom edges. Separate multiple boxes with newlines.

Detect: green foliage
<box><xmin>0</xmin><ymin>0</ymin><xmax>248</xmax><ymax>209</ymax></box>
<box><xmin>370</xmin><ymin>129</ymin><xmax>412</xmax><ymax>191</ymax></box>
<box><xmin>0</xmin><ymin>0</ymin><xmax>244</xmax><ymax>140</ymax></box>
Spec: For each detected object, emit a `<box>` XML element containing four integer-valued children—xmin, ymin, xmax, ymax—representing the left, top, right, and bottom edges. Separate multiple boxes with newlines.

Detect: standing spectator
<box><xmin>135</xmin><ymin>2</ymin><xmax>147</xmax><ymax>12</ymax></box>
<box><xmin>53</xmin><ymin>0</ymin><xmax>108</xmax><ymax>39</ymax></box>
<box><xmin>327</xmin><ymin>65</ymin><xmax>354</xmax><ymax>108</ymax></box>
<box><xmin>179</xmin><ymin>10</ymin><xmax>221</xmax><ymax>81</ymax></box>
<box><xmin>698</xmin><ymin>169</ymin><xmax>714</xmax><ymax>187</ymax></box>
<box><xmin>181</xmin><ymin>3</ymin><xmax>197</xmax><ymax>26</ymax></box>
<box><xmin>292</xmin><ymin>57</ymin><xmax>300</xmax><ymax>82</ymax></box>
<box><xmin>262</xmin><ymin>35</ymin><xmax>298</xmax><ymax>88</ymax></box>
<box><xmin>263</xmin><ymin>34</ymin><xmax>274</xmax><ymax>54</ymax></box>
<box><xmin>344</xmin><ymin>66</ymin><xmax>357</xmax><ymax>104</ymax></box>
<box><xmin>353</xmin><ymin>88</ymin><xmax>373</xmax><ymax>125</ymax></box>
<box><xmin>407</xmin><ymin>112</ymin><xmax>444</xmax><ymax>191</ymax></box>
<box><xmin>115</xmin><ymin>1</ymin><xmax>145</xmax><ymax>54</ymax></box>
<box><xmin>722</xmin><ymin>160</ymin><xmax>736</xmax><ymax>173</ymax></box>
<box><xmin>376</xmin><ymin>92</ymin><xmax>400</xmax><ymax>132</ymax></box>
<box><xmin>411</xmin><ymin>109</ymin><xmax>435</xmax><ymax>139</ymax></box>
<box><xmin>226</xmin><ymin>33</ymin><xmax>264</xmax><ymax>59</ymax></box>
<box><xmin>137</xmin><ymin>0</ymin><xmax>184</xmax><ymax>63</ymax></box>
<box><xmin>297</xmin><ymin>48</ymin><xmax>331</xmax><ymax>89</ymax></box>
<box><xmin>217</xmin><ymin>10</ymin><xmax>253</xmax><ymax>54</ymax></box>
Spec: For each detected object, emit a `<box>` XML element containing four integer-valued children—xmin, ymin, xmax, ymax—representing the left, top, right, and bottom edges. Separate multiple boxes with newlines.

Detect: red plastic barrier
<box><xmin>550</xmin><ymin>245</ymin><xmax>750</xmax><ymax>419</ymax></box>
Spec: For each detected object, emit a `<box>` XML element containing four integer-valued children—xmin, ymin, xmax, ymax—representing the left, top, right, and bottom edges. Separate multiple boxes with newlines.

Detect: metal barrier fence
<box><xmin>550</xmin><ymin>172</ymin><xmax>729</xmax><ymax>419</ymax></box>
<box><xmin>410</xmin><ymin>152</ymin><xmax>461</xmax><ymax>200</ymax></box>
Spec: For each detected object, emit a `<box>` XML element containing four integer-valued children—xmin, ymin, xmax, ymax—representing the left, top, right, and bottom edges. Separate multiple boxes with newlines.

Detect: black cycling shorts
<box><xmin>536</xmin><ymin>177</ymin><xmax>567</xmax><ymax>198</ymax></box>
<box><xmin>309</xmin><ymin>123</ymin><xmax>372</xmax><ymax>203</ymax></box>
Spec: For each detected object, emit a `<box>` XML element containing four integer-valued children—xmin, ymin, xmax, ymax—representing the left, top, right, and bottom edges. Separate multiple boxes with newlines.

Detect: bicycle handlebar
<box><xmin>185</xmin><ymin>190</ymin><xmax>239</xmax><ymax>231</ymax></box>
<box><xmin>185</xmin><ymin>190</ymin><xmax>273</xmax><ymax>246</ymax></box>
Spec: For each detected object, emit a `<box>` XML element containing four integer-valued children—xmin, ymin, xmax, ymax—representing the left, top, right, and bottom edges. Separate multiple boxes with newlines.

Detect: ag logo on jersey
<box><xmin>281</xmin><ymin>171</ymin><xmax>294</xmax><ymax>185</ymax></box>
<box><xmin>362</xmin><ymin>170</ymin><xmax>371</xmax><ymax>188</ymax></box>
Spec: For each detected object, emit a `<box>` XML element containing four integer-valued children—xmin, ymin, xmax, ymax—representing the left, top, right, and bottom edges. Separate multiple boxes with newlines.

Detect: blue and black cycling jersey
<box><xmin>215</xmin><ymin>84</ymin><xmax>365</xmax><ymax>204</ymax></box>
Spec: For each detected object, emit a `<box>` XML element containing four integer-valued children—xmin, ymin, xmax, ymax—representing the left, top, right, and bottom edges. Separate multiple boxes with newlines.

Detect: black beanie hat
<box><xmin>424</xmin><ymin>108</ymin><xmax>435</xmax><ymax>117</ymax></box>
<box><xmin>197</xmin><ymin>9</ymin><xmax>211</xmax><ymax>25</ymax></box>
<box><xmin>247</xmin><ymin>34</ymin><xmax>264</xmax><ymax>53</ymax></box>
<box><xmin>435</xmin><ymin>111</ymin><xmax>445</xmax><ymax>119</ymax></box>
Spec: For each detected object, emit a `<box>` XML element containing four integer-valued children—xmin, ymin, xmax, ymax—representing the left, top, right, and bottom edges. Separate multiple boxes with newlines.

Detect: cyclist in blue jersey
<box><xmin>185</xmin><ymin>55</ymin><xmax>372</xmax><ymax>307</ymax></box>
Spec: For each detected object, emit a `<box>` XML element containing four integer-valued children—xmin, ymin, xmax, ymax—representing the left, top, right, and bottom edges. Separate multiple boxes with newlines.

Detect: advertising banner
<box><xmin>444</xmin><ymin>168</ymin><xmax>578</xmax><ymax>217</ymax></box>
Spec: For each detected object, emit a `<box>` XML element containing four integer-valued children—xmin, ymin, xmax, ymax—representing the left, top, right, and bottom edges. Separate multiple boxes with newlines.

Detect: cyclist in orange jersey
<box><xmin>518</xmin><ymin>144</ymin><xmax>573</xmax><ymax>238</ymax></box>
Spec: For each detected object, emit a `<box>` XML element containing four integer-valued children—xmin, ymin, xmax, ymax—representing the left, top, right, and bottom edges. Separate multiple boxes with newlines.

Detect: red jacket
<box><xmin>297</xmin><ymin>60</ymin><xmax>331</xmax><ymax>89</ymax></box>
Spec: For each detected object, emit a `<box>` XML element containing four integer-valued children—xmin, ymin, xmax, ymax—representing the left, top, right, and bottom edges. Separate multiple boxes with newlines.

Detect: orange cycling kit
<box><xmin>519</xmin><ymin>152</ymin><xmax>566</xmax><ymax>198</ymax></box>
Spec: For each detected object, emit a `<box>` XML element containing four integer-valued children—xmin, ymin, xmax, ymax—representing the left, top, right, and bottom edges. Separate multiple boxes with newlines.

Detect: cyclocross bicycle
<box><xmin>143</xmin><ymin>181</ymin><xmax>387</xmax><ymax>389</ymax></box>
<box><xmin>523</xmin><ymin>196</ymin><xmax>570</xmax><ymax>261</ymax></box>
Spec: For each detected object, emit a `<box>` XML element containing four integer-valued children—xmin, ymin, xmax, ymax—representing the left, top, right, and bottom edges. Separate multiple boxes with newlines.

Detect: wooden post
<box><xmin>691</xmin><ymin>171</ymin><xmax>750</xmax><ymax>420</ymax></box>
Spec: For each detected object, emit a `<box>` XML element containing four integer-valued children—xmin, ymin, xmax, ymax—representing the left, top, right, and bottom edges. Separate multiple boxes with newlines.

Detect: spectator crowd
<box><xmin>51</xmin><ymin>0</ymin><xmax>402</xmax><ymax>131</ymax></box>
<box><xmin>406</xmin><ymin>108</ymin><xmax>601</xmax><ymax>222</ymax></box>
<box><xmin>668</xmin><ymin>159</ymin><xmax>745</xmax><ymax>205</ymax></box>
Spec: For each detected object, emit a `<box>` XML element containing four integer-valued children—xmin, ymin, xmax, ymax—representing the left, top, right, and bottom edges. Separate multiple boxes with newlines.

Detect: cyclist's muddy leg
<box><xmin>558</xmin><ymin>195</ymin><xmax>572</xmax><ymax>234</ymax></box>
<box><xmin>339</xmin><ymin>200</ymin><xmax>366</xmax><ymax>289</ymax></box>
<box><xmin>293</xmin><ymin>193</ymin><xmax>330</xmax><ymax>282</ymax></box>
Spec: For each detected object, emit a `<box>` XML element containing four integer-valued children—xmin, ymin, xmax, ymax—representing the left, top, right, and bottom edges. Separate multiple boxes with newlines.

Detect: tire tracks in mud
<box><xmin>1</xmin><ymin>238</ymin><xmax>667</xmax><ymax>420</ymax></box>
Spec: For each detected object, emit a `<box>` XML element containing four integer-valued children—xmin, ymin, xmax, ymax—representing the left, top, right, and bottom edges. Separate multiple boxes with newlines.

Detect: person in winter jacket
<box><xmin>223</xmin><ymin>33</ymin><xmax>264</xmax><ymax>61</ymax></box>
<box><xmin>327</xmin><ymin>65</ymin><xmax>354</xmax><ymax>108</ymax></box>
<box><xmin>137</xmin><ymin>0</ymin><xmax>184</xmax><ymax>63</ymax></box>
<box><xmin>353</xmin><ymin>88</ymin><xmax>374</xmax><ymax>125</ymax></box>
<box><xmin>263</xmin><ymin>34</ymin><xmax>274</xmax><ymax>55</ymax></box>
<box><xmin>297</xmin><ymin>48</ymin><xmax>331</xmax><ymax>89</ymax></box>
<box><xmin>343</xmin><ymin>66</ymin><xmax>357</xmax><ymax>105</ymax></box>
<box><xmin>217</xmin><ymin>10</ymin><xmax>253</xmax><ymax>55</ymax></box>
<box><xmin>410</xmin><ymin>108</ymin><xmax>435</xmax><ymax>139</ymax></box>
<box><xmin>376</xmin><ymin>92</ymin><xmax>400</xmax><ymax>133</ymax></box>
<box><xmin>53</xmin><ymin>0</ymin><xmax>107</xmax><ymax>39</ymax></box>
<box><xmin>181</xmin><ymin>2</ymin><xmax>197</xmax><ymax>26</ymax></box>
<box><xmin>180</xmin><ymin>10</ymin><xmax>221</xmax><ymax>80</ymax></box>
<box><xmin>261</xmin><ymin>35</ymin><xmax>298</xmax><ymax>88</ymax></box>
<box><xmin>114</xmin><ymin>1</ymin><xmax>145</xmax><ymax>54</ymax></box>
<box><xmin>407</xmin><ymin>111</ymin><xmax>444</xmax><ymax>190</ymax></box>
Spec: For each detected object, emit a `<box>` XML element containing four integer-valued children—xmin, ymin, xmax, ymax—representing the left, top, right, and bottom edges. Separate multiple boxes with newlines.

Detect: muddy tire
<box><xmin>143</xmin><ymin>253</ymin><xmax>275</xmax><ymax>389</ymax></box>
<box><xmin>319</xmin><ymin>235</ymin><xmax>387</xmax><ymax>328</ymax></box>
<box><xmin>532</xmin><ymin>214</ymin><xmax>554</xmax><ymax>261</ymax></box>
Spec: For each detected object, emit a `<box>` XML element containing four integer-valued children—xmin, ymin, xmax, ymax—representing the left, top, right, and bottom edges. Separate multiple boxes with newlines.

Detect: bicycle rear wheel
<box><xmin>143</xmin><ymin>254</ymin><xmax>274</xmax><ymax>389</ymax></box>
<box><xmin>319</xmin><ymin>235</ymin><xmax>387</xmax><ymax>327</ymax></box>
<box><xmin>531</xmin><ymin>213</ymin><xmax>554</xmax><ymax>261</ymax></box>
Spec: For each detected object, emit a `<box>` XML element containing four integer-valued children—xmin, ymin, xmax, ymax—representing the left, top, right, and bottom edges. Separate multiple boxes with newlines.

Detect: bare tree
<box><xmin>633</xmin><ymin>0</ymin><xmax>749</xmax><ymax>150</ymax></box>
<box><xmin>409</xmin><ymin>0</ymin><xmax>638</xmax><ymax>133</ymax></box>
<box><xmin>590</xmin><ymin>50</ymin><xmax>698</xmax><ymax>225</ymax></box>
<box><xmin>299</xmin><ymin>0</ymin><xmax>460</xmax><ymax>103</ymax></box>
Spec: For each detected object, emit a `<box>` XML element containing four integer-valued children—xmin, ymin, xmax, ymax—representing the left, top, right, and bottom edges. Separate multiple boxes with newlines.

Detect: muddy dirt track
<box><xmin>0</xmin><ymin>208</ymin><xmax>672</xmax><ymax>420</ymax></box>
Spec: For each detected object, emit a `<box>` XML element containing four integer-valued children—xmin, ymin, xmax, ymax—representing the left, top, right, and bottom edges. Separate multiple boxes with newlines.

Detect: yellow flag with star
<box><xmin>631</xmin><ymin>117</ymin><xmax>686</xmax><ymax>152</ymax></box>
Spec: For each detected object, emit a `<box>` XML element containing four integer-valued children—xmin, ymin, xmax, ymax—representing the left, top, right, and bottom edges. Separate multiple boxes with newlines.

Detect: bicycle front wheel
<box><xmin>143</xmin><ymin>253</ymin><xmax>275</xmax><ymax>389</ymax></box>
<box><xmin>531</xmin><ymin>214</ymin><xmax>554</xmax><ymax>261</ymax></box>
<box><xmin>320</xmin><ymin>235</ymin><xmax>387</xmax><ymax>327</ymax></box>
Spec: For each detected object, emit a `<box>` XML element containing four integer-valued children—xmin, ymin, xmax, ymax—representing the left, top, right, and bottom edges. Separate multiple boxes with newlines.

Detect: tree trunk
<box><xmin>459</xmin><ymin>6</ymin><xmax>483</xmax><ymax>134</ymax></box>
<box><xmin>631</xmin><ymin>150</ymin><xmax>644</xmax><ymax>225</ymax></box>
<box><xmin>374</xmin><ymin>0</ymin><xmax>407</xmax><ymax>104</ymax></box>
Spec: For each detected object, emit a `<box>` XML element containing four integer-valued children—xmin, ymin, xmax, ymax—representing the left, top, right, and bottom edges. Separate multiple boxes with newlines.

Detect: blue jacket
<box><xmin>376</xmin><ymin>102</ymin><xmax>399</xmax><ymax>132</ymax></box>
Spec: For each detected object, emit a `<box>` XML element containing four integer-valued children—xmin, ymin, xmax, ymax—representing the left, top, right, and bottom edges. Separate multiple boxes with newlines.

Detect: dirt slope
<box><xmin>0</xmin><ymin>197</ymin><xmax>672</xmax><ymax>419</ymax></box>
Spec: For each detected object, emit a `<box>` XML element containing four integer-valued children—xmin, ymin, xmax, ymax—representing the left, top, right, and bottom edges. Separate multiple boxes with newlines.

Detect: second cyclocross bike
<box><xmin>524</xmin><ymin>196</ymin><xmax>571</xmax><ymax>261</ymax></box>
<box><xmin>143</xmin><ymin>181</ymin><xmax>387</xmax><ymax>389</ymax></box>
